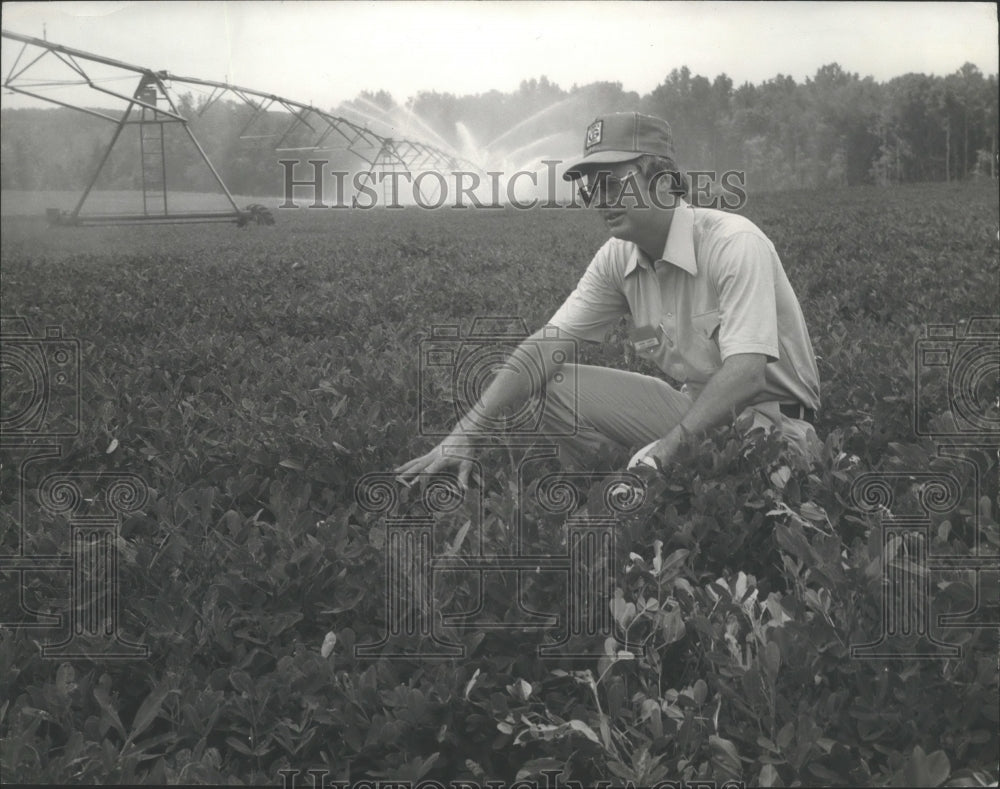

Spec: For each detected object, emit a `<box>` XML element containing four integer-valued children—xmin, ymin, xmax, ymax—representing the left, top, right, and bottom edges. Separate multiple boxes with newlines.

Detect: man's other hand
<box><xmin>394</xmin><ymin>441</ymin><xmax>476</xmax><ymax>490</ymax></box>
<box><xmin>626</xmin><ymin>426</ymin><xmax>687</xmax><ymax>472</ymax></box>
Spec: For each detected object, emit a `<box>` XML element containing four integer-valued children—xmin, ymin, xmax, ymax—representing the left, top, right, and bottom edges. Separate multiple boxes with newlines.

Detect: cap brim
<box><xmin>561</xmin><ymin>150</ymin><xmax>644</xmax><ymax>181</ymax></box>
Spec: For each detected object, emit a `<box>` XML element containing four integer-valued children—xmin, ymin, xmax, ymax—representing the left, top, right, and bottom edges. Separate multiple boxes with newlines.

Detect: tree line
<box><xmin>2</xmin><ymin>62</ymin><xmax>996</xmax><ymax>195</ymax></box>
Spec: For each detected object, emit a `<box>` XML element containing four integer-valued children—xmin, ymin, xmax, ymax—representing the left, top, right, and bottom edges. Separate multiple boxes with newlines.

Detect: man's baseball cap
<box><xmin>562</xmin><ymin>112</ymin><xmax>676</xmax><ymax>181</ymax></box>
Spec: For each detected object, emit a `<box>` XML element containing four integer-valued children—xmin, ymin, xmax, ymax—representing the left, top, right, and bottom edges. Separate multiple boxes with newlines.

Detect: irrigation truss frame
<box><xmin>1</xmin><ymin>29</ymin><xmax>478</xmax><ymax>226</ymax></box>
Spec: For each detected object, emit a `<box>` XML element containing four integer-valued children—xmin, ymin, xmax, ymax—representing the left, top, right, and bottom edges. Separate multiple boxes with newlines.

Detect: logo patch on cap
<box><xmin>585</xmin><ymin>120</ymin><xmax>603</xmax><ymax>149</ymax></box>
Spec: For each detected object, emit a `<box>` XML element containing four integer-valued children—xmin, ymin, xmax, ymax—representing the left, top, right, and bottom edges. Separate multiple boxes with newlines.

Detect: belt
<box><xmin>779</xmin><ymin>402</ymin><xmax>816</xmax><ymax>422</ymax></box>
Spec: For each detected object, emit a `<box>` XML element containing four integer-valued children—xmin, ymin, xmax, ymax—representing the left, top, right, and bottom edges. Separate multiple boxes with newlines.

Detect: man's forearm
<box><xmin>450</xmin><ymin>339</ymin><xmax>559</xmax><ymax>438</ymax></box>
<box><xmin>675</xmin><ymin>354</ymin><xmax>766</xmax><ymax>437</ymax></box>
<box><xmin>452</xmin><ymin>362</ymin><xmax>534</xmax><ymax>436</ymax></box>
<box><xmin>632</xmin><ymin>353</ymin><xmax>768</xmax><ymax>471</ymax></box>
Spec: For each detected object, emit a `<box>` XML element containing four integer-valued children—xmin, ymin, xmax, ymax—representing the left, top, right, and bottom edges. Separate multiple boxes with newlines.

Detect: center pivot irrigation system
<box><xmin>1</xmin><ymin>29</ymin><xmax>478</xmax><ymax>226</ymax></box>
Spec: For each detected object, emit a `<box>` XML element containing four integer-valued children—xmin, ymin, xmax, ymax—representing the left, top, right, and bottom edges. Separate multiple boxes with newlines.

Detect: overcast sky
<box><xmin>2</xmin><ymin>1</ymin><xmax>997</xmax><ymax>111</ymax></box>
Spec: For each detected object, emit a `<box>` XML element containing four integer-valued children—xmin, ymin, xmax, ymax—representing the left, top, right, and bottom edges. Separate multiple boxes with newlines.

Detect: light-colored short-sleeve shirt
<box><xmin>547</xmin><ymin>199</ymin><xmax>820</xmax><ymax>410</ymax></box>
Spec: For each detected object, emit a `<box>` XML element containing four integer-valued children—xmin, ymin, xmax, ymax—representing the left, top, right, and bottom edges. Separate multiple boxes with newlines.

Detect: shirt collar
<box><xmin>624</xmin><ymin>198</ymin><xmax>697</xmax><ymax>277</ymax></box>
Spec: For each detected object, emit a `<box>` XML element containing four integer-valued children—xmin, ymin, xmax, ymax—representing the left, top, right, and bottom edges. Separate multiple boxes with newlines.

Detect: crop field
<box><xmin>1</xmin><ymin>182</ymin><xmax>998</xmax><ymax>786</ymax></box>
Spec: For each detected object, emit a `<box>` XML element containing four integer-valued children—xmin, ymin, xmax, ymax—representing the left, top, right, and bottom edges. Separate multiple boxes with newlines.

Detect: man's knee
<box><xmin>535</xmin><ymin>364</ymin><xmax>612</xmax><ymax>466</ymax></box>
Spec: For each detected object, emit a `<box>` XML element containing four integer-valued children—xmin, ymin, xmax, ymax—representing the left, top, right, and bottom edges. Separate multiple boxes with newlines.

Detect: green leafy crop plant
<box><xmin>1</xmin><ymin>182</ymin><xmax>997</xmax><ymax>785</ymax></box>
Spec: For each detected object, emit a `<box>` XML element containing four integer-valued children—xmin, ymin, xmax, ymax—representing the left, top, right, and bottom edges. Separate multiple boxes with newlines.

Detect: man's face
<box><xmin>581</xmin><ymin>162</ymin><xmax>656</xmax><ymax>242</ymax></box>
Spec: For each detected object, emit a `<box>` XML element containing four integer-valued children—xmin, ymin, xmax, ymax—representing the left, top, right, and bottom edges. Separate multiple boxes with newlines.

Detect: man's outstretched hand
<box><xmin>626</xmin><ymin>426</ymin><xmax>687</xmax><ymax>472</ymax></box>
<box><xmin>394</xmin><ymin>441</ymin><xmax>477</xmax><ymax>490</ymax></box>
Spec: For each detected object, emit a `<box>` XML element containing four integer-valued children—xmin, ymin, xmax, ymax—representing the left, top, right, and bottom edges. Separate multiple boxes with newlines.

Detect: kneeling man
<box><xmin>397</xmin><ymin>112</ymin><xmax>820</xmax><ymax>488</ymax></box>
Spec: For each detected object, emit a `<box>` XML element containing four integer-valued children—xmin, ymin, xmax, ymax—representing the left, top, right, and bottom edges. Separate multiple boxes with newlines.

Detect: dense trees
<box><xmin>2</xmin><ymin>62</ymin><xmax>996</xmax><ymax>194</ymax></box>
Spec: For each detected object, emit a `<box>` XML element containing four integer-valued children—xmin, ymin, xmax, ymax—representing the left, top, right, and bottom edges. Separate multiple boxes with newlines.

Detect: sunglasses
<box><xmin>577</xmin><ymin>170</ymin><xmax>641</xmax><ymax>206</ymax></box>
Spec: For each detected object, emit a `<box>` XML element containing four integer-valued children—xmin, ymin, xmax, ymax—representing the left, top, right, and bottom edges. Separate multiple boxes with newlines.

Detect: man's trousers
<box><xmin>537</xmin><ymin>364</ymin><xmax>821</xmax><ymax>468</ymax></box>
